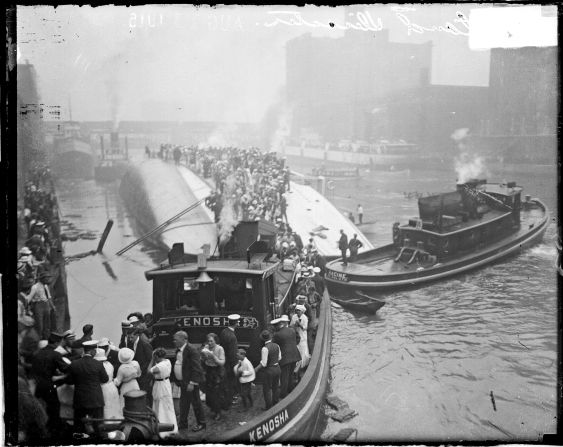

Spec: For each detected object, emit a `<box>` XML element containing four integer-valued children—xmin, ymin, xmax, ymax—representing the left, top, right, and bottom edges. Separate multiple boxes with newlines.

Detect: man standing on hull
<box><xmin>348</xmin><ymin>233</ymin><xmax>364</xmax><ymax>262</ymax></box>
<box><xmin>338</xmin><ymin>229</ymin><xmax>349</xmax><ymax>266</ymax></box>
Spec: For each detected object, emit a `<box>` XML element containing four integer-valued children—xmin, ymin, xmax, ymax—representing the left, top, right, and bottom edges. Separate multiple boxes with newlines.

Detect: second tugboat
<box><xmin>325</xmin><ymin>179</ymin><xmax>549</xmax><ymax>294</ymax></box>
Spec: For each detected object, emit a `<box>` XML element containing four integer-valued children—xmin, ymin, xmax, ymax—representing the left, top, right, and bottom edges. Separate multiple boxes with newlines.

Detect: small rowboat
<box><xmin>331</xmin><ymin>290</ymin><xmax>386</xmax><ymax>314</ymax></box>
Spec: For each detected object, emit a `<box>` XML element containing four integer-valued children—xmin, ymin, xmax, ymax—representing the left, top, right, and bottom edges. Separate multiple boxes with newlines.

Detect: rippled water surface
<box><xmin>56</xmin><ymin>151</ymin><xmax>558</xmax><ymax>442</ymax></box>
<box><xmin>317</xmin><ymin>160</ymin><xmax>558</xmax><ymax>442</ymax></box>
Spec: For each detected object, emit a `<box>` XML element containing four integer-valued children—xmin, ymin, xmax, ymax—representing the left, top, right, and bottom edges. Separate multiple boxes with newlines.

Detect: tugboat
<box><xmin>95</xmin><ymin>131</ymin><xmax>129</xmax><ymax>182</ymax></box>
<box><xmin>144</xmin><ymin>221</ymin><xmax>332</xmax><ymax>442</ymax></box>
<box><xmin>325</xmin><ymin>179</ymin><xmax>549</xmax><ymax>294</ymax></box>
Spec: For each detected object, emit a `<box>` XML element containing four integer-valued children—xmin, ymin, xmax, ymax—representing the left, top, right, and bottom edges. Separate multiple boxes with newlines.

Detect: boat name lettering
<box><xmin>326</xmin><ymin>270</ymin><xmax>349</xmax><ymax>282</ymax></box>
<box><xmin>248</xmin><ymin>409</ymin><xmax>289</xmax><ymax>441</ymax></box>
<box><xmin>180</xmin><ymin>316</ymin><xmax>259</xmax><ymax>329</ymax></box>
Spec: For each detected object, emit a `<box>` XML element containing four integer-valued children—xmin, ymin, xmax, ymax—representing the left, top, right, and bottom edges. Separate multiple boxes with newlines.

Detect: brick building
<box><xmin>286</xmin><ymin>29</ymin><xmax>433</xmax><ymax>143</ymax></box>
<box><xmin>469</xmin><ymin>46</ymin><xmax>558</xmax><ymax>163</ymax></box>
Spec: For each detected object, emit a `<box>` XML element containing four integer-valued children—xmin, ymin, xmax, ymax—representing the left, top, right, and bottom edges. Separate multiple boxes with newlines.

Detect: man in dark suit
<box><xmin>219</xmin><ymin>314</ymin><xmax>239</xmax><ymax>409</ymax></box>
<box><xmin>348</xmin><ymin>233</ymin><xmax>364</xmax><ymax>262</ymax></box>
<box><xmin>126</xmin><ymin>328</ymin><xmax>153</xmax><ymax>404</ymax></box>
<box><xmin>30</xmin><ymin>332</ymin><xmax>70</xmax><ymax>435</ymax></box>
<box><xmin>66</xmin><ymin>340</ymin><xmax>108</xmax><ymax>435</ymax></box>
<box><xmin>272</xmin><ymin>315</ymin><xmax>301</xmax><ymax>399</ymax></box>
<box><xmin>338</xmin><ymin>229</ymin><xmax>349</xmax><ymax>265</ymax></box>
<box><xmin>173</xmin><ymin>330</ymin><xmax>206</xmax><ymax>432</ymax></box>
<box><xmin>71</xmin><ymin>324</ymin><xmax>94</xmax><ymax>348</ymax></box>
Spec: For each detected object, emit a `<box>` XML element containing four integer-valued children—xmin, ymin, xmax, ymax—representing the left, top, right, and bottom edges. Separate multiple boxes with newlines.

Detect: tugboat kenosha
<box><xmin>325</xmin><ymin>179</ymin><xmax>549</xmax><ymax>294</ymax></box>
<box><xmin>144</xmin><ymin>221</ymin><xmax>332</xmax><ymax>442</ymax></box>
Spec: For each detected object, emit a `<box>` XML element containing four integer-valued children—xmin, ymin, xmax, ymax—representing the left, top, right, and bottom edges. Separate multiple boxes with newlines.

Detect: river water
<box><xmin>56</xmin><ymin>148</ymin><xmax>558</xmax><ymax>442</ymax></box>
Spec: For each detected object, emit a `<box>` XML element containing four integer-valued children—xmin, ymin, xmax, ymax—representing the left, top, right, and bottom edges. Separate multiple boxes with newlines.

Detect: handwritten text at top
<box><xmin>263</xmin><ymin>8</ymin><xmax>470</xmax><ymax>37</ymax></box>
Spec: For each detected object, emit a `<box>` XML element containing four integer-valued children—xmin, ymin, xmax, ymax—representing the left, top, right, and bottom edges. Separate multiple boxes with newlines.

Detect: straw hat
<box><xmin>295</xmin><ymin>304</ymin><xmax>306</xmax><ymax>312</ymax></box>
<box><xmin>18</xmin><ymin>315</ymin><xmax>35</xmax><ymax>327</ymax></box>
<box><xmin>118</xmin><ymin>347</ymin><xmax>135</xmax><ymax>364</ymax></box>
<box><xmin>94</xmin><ymin>348</ymin><xmax>107</xmax><ymax>362</ymax></box>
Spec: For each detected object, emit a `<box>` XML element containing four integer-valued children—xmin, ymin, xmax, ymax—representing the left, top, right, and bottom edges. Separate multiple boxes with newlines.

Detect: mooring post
<box><xmin>97</xmin><ymin>219</ymin><xmax>114</xmax><ymax>253</ymax></box>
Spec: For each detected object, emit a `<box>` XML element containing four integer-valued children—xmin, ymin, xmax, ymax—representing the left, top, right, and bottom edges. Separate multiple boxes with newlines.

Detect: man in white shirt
<box><xmin>25</xmin><ymin>272</ymin><xmax>55</xmax><ymax>340</ymax></box>
<box><xmin>233</xmin><ymin>348</ymin><xmax>255</xmax><ymax>410</ymax></box>
<box><xmin>254</xmin><ymin>330</ymin><xmax>281</xmax><ymax>410</ymax></box>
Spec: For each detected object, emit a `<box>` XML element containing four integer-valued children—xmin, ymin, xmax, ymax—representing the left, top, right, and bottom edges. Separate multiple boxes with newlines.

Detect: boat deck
<box><xmin>329</xmin><ymin>205</ymin><xmax>547</xmax><ymax>277</ymax></box>
<box><xmin>170</xmin><ymin>383</ymin><xmax>270</xmax><ymax>442</ymax></box>
<box><xmin>423</xmin><ymin>208</ymin><xmax>507</xmax><ymax>234</ymax></box>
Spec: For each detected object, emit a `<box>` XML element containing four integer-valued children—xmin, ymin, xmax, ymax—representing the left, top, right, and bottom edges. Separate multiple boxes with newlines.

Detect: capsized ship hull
<box><xmin>119</xmin><ymin>160</ymin><xmax>217</xmax><ymax>254</ymax></box>
<box><xmin>286</xmin><ymin>181</ymin><xmax>373</xmax><ymax>259</ymax></box>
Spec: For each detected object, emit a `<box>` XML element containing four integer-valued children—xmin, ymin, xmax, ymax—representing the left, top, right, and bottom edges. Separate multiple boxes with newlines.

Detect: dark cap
<box><xmin>48</xmin><ymin>332</ymin><xmax>63</xmax><ymax>344</ymax></box>
<box><xmin>82</xmin><ymin>340</ymin><xmax>98</xmax><ymax>350</ymax></box>
<box><xmin>260</xmin><ymin>330</ymin><xmax>272</xmax><ymax>342</ymax></box>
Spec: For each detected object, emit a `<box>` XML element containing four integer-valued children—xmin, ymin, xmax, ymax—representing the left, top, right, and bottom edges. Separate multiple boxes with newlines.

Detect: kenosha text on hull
<box><xmin>325</xmin><ymin>179</ymin><xmax>549</xmax><ymax>294</ymax></box>
<box><xmin>144</xmin><ymin>221</ymin><xmax>332</xmax><ymax>442</ymax></box>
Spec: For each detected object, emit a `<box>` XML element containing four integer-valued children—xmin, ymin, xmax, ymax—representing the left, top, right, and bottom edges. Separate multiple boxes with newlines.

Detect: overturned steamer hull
<box><xmin>119</xmin><ymin>159</ymin><xmax>218</xmax><ymax>255</ymax></box>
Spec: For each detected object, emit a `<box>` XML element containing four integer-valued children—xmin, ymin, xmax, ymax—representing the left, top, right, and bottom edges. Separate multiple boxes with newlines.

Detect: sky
<box><xmin>16</xmin><ymin>4</ymin><xmax>555</xmax><ymax>124</ymax></box>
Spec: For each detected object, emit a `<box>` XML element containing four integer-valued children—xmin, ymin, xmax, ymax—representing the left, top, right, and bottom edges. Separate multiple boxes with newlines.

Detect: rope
<box><xmin>115</xmin><ymin>197</ymin><xmax>205</xmax><ymax>256</ymax></box>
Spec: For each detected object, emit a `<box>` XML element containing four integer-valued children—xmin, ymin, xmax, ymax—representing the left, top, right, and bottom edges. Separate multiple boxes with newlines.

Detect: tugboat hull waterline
<box><xmin>325</xmin><ymin>179</ymin><xmax>549</xmax><ymax>294</ymax></box>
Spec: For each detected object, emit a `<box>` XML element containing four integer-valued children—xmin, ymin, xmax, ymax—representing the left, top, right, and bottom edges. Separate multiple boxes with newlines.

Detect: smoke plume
<box><xmin>217</xmin><ymin>174</ymin><xmax>240</xmax><ymax>245</ymax></box>
<box><xmin>206</xmin><ymin>122</ymin><xmax>240</xmax><ymax>148</ymax></box>
<box><xmin>270</xmin><ymin>106</ymin><xmax>292</xmax><ymax>153</ymax></box>
<box><xmin>451</xmin><ymin>128</ymin><xmax>488</xmax><ymax>183</ymax></box>
<box><xmin>101</xmin><ymin>52</ymin><xmax>125</xmax><ymax>131</ymax></box>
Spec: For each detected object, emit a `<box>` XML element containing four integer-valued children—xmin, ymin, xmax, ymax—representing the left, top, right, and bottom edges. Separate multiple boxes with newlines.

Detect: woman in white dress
<box><xmin>290</xmin><ymin>304</ymin><xmax>310</xmax><ymax>370</ymax></box>
<box><xmin>148</xmin><ymin>348</ymin><xmax>178</xmax><ymax>438</ymax></box>
<box><xmin>94</xmin><ymin>348</ymin><xmax>123</xmax><ymax>420</ymax></box>
<box><xmin>114</xmin><ymin>347</ymin><xmax>141</xmax><ymax>409</ymax></box>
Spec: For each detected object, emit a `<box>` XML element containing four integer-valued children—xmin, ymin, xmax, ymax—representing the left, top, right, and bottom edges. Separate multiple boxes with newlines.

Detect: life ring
<box><xmin>326</xmin><ymin>180</ymin><xmax>335</xmax><ymax>191</ymax></box>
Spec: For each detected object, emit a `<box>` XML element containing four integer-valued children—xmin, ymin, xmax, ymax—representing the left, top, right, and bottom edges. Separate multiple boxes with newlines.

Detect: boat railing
<box><xmin>215</xmin><ymin>288</ymin><xmax>331</xmax><ymax>442</ymax></box>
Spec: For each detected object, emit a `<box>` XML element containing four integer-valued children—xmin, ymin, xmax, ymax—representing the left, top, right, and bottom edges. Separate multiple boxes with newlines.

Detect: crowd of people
<box><xmin>17</xmin><ymin>165</ymin><xmax>65</xmax><ymax>347</ymax></box>
<box><xmin>152</xmin><ymin>144</ymin><xmax>292</xmax><ymax>229</ymax></box>
<box><xmin>17</xmin><ymin>257</ymin><xmax>326</xmax><ymax>442</ymax></box>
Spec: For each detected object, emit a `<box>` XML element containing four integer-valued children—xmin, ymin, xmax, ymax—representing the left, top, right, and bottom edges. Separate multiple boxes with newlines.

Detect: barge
<box><xmin>144</xmin><ymin>221</ymin><xmax>332</xmax><ymax>442</ymax></box>
<box><xmin>325</xmin><ymin>179</ymin><xmax>549</xmax><ymax>294</ymax></box>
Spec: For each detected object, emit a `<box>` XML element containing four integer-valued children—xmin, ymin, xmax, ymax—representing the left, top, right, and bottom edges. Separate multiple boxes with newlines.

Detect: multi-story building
<box><xmin>286</xmin><ymin>29</ymin><xmax>432</xmax><ymax>143</ymax></box>
<box><xmin>471</xmin><ymin>46</ymin><xmax>557</xmax><ymax>163</ymax></box>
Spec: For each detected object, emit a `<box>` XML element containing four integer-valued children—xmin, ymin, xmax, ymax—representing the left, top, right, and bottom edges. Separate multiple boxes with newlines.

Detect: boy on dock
<box><xmin>233</xmin><ymin>348</ymin><xmax>255</xmax><ymax>411</ymax></box>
